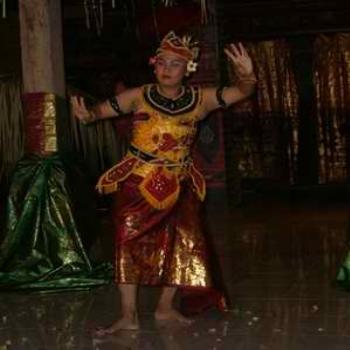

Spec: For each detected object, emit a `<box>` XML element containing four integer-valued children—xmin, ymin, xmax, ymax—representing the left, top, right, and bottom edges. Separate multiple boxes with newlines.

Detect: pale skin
<box><xmin>71</xmin><ymin>43</ymin><xmax>256</xmax><ymax>336</ymax></box>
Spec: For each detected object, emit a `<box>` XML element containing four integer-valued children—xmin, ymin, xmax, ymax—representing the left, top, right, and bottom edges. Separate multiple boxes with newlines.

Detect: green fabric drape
<box><xmin>0</xmin><ymin>154</ymin><xmax>112</xmax><ymax>291</ymax></box>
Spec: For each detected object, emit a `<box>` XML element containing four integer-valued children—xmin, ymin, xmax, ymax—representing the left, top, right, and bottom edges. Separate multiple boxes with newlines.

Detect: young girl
<box><xmin>71</xmin><ymin>31</ymin><xmax>256</xmax><ymax>336</ymax></box>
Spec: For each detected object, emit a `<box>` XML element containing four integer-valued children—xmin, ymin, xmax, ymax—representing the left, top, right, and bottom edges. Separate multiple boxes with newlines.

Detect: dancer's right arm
<box><xmin>70</xmin><ymin>87</ymin><xmax>141</xmax><ymax>124</ymax></box>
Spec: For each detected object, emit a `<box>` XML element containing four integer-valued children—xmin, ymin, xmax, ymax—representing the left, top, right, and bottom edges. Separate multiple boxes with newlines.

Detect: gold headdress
<box><xmin>150</xmin><ymin>31</ymin><xmax>200</xmax><ymax>75</ymax></box>
<box><xmin>156</xmin><ymin>31</ymin><xmax>199</xmax><ymax>61</ymax></box>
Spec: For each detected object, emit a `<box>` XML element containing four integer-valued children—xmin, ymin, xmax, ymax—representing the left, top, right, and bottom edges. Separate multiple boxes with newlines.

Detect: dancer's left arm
<box><xmin>202</xmin><ymin>43</ymin><xmax>257</xmax><ymax>114</ymax></box>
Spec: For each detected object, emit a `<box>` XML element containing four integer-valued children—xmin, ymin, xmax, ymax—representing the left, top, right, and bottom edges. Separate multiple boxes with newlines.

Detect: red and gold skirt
<box><xmin>111</xmin><ymin>174</ymin><xmax>227</xmax><ymax>314</ymax></box>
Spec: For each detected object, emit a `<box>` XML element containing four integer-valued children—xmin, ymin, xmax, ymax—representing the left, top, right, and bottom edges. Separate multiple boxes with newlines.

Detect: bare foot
<box><xmin>94</xmin><ymin>316</ymin><xmax>139</xmax><ymax>337</ymax></box>
<box><xmin>155</xmin><ymin>308</ymin><xmax>194</xmax><ymax>325</ymax></box>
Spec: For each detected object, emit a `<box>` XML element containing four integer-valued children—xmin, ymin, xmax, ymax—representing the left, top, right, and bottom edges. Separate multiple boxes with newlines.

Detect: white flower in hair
<box><xmin>186</xmin><ymin>60</ymin><xmax>198</xmax><ymax>74</ymax></box>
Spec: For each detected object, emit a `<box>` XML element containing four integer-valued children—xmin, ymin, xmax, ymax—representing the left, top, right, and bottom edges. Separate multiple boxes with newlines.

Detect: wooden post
<box><xmin>19</xmin><ymin>0</ymin><xmax>65</xmax><ymax>96</ymax></box>
<box><xmin>19</xmin><ymin>0</ymin><xmax>66</xmax><ymax>154</ymax></box>
<box><xmin>0</xmin><ymin>1</ymin><xmax>106</xmax><ymax>293</ymax></box>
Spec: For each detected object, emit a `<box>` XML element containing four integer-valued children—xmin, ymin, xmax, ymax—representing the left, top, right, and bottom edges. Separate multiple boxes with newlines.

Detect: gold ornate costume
<box><xmin>95</xmin><ymin>28</ymin><xmax>227</xmax><ymax>313</ymax></box>
<box><xmin>96</xmin><ymin>84</ymin><xmax>206</xmax><ymax>210</ymax></box>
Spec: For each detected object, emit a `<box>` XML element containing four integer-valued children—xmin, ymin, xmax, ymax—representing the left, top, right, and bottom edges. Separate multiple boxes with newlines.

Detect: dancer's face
<box><xmin>154</xmin><ymin>54</ymin><xmax>187</xmax><ymax>87</ymax></box>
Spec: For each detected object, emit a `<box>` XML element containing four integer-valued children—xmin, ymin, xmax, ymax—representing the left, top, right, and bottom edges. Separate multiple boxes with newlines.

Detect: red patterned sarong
<box><xmin>112</xmin><ymin>174</ymin><xmax>227</xmax><ymax>314</ymax></box>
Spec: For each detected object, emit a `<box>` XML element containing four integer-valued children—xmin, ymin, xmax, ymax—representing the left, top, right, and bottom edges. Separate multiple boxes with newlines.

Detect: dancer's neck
<box><xmin>157</xmin><ymin>84</ymin><xmax>184</xmax><ymax>100</ymax></box>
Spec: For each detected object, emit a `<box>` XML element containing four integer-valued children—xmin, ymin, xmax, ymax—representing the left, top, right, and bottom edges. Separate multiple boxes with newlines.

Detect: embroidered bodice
<box><xmin>131</xmin><ymin>84</ymin><xmax>204</xmax><ymax>164</ymax></box>
<box><xmin>96</xmin><ymin>84</ymin><xmax>206</xmax><ymax>210</ymax></box>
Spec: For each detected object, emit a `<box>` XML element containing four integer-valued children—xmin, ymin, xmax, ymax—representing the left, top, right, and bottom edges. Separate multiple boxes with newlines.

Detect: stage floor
<box><xmin>1</xmin><ymin>191</ymin><xmax>350</xmax><ymax>349</ymax></box>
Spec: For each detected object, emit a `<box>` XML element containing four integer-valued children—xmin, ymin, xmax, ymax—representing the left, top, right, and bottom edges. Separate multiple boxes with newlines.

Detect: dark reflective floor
<box><xmin>1</xmin><ymin>191</ymin><xmax>350</xmax><ymax>349</ymax></box>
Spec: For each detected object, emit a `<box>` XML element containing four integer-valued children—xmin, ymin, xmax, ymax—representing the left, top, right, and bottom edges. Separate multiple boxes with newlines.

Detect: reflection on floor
<box><xmin>1</xmin><ymin>191</ymin><xmax>350</xmax><ymax>349</ymax></box>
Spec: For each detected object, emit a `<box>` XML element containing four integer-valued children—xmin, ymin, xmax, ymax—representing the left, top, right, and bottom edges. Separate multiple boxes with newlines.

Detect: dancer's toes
<box><xmin>155</xmin><ymin>309</ymin><xmax>194</xmax><ymax>325</ymax></box>
<box><xmin>93</xmin><ymin>317</ymin><xmax>139</xmax><ymax>337</ymax></box>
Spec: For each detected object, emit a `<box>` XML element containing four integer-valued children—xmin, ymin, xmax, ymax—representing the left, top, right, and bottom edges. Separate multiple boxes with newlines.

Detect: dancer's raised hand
<box><xmin>224</xmin><ymin>43</ymin><xmax>254</xmax><ymax>78</ymax></box>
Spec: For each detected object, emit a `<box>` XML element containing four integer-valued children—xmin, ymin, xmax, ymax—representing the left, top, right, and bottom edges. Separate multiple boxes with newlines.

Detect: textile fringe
<box><xmin>95</xmin><ymin>158</ymin><xmax>138</xmax><ymax>194</ymax></box>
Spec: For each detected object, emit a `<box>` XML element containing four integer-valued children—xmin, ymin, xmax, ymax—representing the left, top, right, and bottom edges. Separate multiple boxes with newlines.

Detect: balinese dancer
<box><xmin>71</xmin><ymin>31</ymin><xmax>256</xmax><ymax>335</ymax></box>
